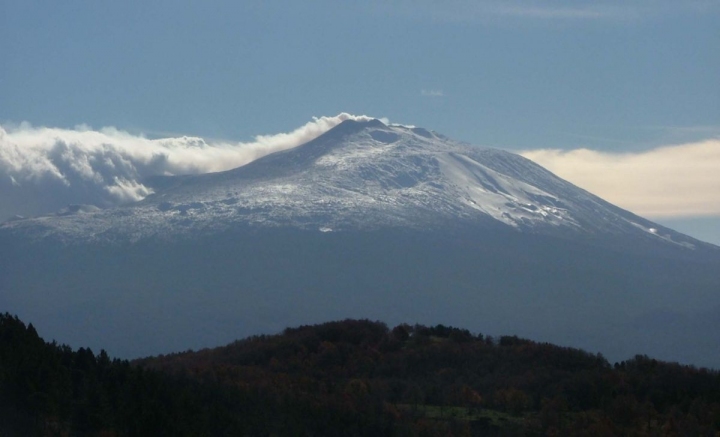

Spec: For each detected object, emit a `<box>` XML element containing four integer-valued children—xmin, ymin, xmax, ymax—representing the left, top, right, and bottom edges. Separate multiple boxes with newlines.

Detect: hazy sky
<box><xmin>1</xmin><ymin>1</ymin><xmax>718</xmax><ymax>243</ymax></box>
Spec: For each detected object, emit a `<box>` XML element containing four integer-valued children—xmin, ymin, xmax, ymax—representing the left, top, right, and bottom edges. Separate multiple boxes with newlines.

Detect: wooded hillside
<box><xmin>2</xmin><ymin>314</ymin><xmax>719</xmax><ymax>435</ymax></box>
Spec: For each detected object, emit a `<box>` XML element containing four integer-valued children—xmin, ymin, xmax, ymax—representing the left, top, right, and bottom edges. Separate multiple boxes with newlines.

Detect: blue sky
<box><xmin>1</xmin><ymin>1</ymin><xmax>719</xmax><ymax>243</ymax></box>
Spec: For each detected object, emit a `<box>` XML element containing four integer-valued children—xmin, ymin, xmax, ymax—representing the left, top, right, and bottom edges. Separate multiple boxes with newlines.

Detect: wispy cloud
<box><xmin>497</xmin><ymin>5</ymin><xmax>607</xmax><ymax>19</ymax></box>
<box><xmin>377</xmin><ymin>0</ymin><xmax>719</xmax><ymax>23</ymax></box>
<box><xmin>421</xmin><ymin>89</ymin><xmax>445</xmax><ymax>97</ymax></box>
<box><xmin>0</xmin><ymin>113</ymin><xmax>380</xmax><ymax>220</ymax></box>
<box><xmin>521</xmin><ymin>139</ymin><xmax>720</xmax><ymax>218</ymax></box>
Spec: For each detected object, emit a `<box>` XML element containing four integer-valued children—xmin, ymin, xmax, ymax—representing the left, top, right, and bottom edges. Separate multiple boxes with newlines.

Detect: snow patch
<box><xmin>629</xmin><ymin>222</ymin><xmax>695</xmax><ymax>249</ymax></box>
<box><xmin>436</xmin><ymin>152</ymin><xmax>576</xmax><ymax>228</ymax></box>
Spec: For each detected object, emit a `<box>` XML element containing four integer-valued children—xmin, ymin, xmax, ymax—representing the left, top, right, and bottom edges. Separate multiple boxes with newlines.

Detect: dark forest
<box><xmin>2</xmin><ymin>314</ymin><xmax>719</xmax><ymax>436</ymax></box>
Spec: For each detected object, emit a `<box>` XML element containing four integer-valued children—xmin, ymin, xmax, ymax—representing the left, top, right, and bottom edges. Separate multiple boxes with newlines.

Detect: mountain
<box><xmin>1</xmin><ymin>119</ymin><xmax>719</xmax><ymax>366</ymax></box>
<box><xmin>1</xmin><ymin>119</ymin><xmax>715</xmax><ymax>253</ymax></box>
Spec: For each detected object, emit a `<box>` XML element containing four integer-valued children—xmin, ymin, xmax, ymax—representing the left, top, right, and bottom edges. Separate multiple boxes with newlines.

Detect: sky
<box><xmin>1</xmin><ymin>0</ymin><xmax>719</xmax><ymax>244</ymax></box>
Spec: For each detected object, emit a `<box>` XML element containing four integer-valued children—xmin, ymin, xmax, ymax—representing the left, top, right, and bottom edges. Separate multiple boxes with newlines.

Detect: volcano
<box><xmin>1</xmin><ymin>118</ymin><xmax>719</xmax><ymax>366</ymax></box>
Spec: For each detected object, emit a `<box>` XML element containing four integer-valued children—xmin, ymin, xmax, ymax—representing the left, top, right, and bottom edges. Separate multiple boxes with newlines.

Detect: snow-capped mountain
<box><xmin>1</xmin><ymin>118</ymin><xmax>713</xmax><ymax>254</ymax></box>
<box><xmin>2</xmin><ymin>118</ymin><xmax>719</xmax><ymax>367</ymax></box>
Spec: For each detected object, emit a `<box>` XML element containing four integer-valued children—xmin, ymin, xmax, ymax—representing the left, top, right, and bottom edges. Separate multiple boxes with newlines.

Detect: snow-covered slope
<box><xmin>0</xmin><ymin>119</ymin><xmax>713</xmax><ymax>252</ymax></box>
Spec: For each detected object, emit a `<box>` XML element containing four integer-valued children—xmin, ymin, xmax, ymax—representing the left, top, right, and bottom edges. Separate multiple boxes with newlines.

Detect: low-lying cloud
<box><xmin>0</xmin><ymin>113</ymin><xmax>377</xmax><ymax>220</ymax></box>
<box><xmin>521</xmin><ymin>139</ymin><xmax>720</xmax><ymax>218</ymax></box>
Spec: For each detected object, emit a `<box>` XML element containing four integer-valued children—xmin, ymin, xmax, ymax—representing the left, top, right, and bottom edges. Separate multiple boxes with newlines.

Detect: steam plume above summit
<box><xmin>0</xmin><ymin>114</ymin><xmax>381</xmax><ymax>220</ymax></box>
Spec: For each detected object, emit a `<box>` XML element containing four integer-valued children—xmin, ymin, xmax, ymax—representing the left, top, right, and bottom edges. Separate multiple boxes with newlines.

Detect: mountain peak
<box><xmin>321</xmin><ymin>117</ymin><xmax>388</xmax><ymax>139</ymax></box>
<box><xmin>342</xmin><ymin>117</ymin><xmax>387</xmax><ymax>128</ymax></box>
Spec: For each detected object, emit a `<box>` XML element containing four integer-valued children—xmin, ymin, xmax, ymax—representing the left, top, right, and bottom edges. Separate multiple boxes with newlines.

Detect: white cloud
<box><xmin>521</xmin><ymin>139</ymin><xmax>720</xmax><ymax>218</ymax></box>
<box><xmin>0</xmin><ymin>113</ymin><xmax>379</xmax><ymax>220</ymax></box>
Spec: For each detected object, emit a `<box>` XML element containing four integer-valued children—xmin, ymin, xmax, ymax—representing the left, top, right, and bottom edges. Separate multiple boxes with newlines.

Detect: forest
<box><xmin>2</xmin><ymin>313</ymin><xmax>720</xmax><ymax>436</ymax></box>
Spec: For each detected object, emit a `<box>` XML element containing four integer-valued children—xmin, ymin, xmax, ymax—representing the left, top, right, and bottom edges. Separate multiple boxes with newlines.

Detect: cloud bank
<box><xmin>0</xmin><ymin>113</ymin><xmax>378</xmax><ymax>220</ymax></box>
<box><xmin>521</xmin><ymin>139</ymin><xmax>720</xmax><ymax>218</ymax></box>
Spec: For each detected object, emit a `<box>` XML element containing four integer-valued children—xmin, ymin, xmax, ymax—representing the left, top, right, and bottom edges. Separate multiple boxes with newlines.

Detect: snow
<box><xmin>0</xmin><ymin>119</ymin><xmax>708</xmax><ymax>250</ymax></box>
<box><xmin>629</xmin><ymin>221</ymin><xmax>696</xmax><ymax>249</ymax></box>
<box><xmin>435</xmin><ymin>152</ymin><xmax>577</xmax><ymax>229</ymax></box>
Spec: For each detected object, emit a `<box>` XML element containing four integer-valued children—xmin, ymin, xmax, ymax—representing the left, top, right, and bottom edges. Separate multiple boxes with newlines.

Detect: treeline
<box><xmin>0</xmin><ymin>313</ymin><xmax>251</xmax><ymax>436</ymax></box>
<box><xmin>3</xmin><ymin>314</ymin><xmax>720</xmax><ymax>435</ymax></box>
<box><xmin>140</xmin><ymin>320</ymin><xmax>720</xmax><ymax>435</ymax></box>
